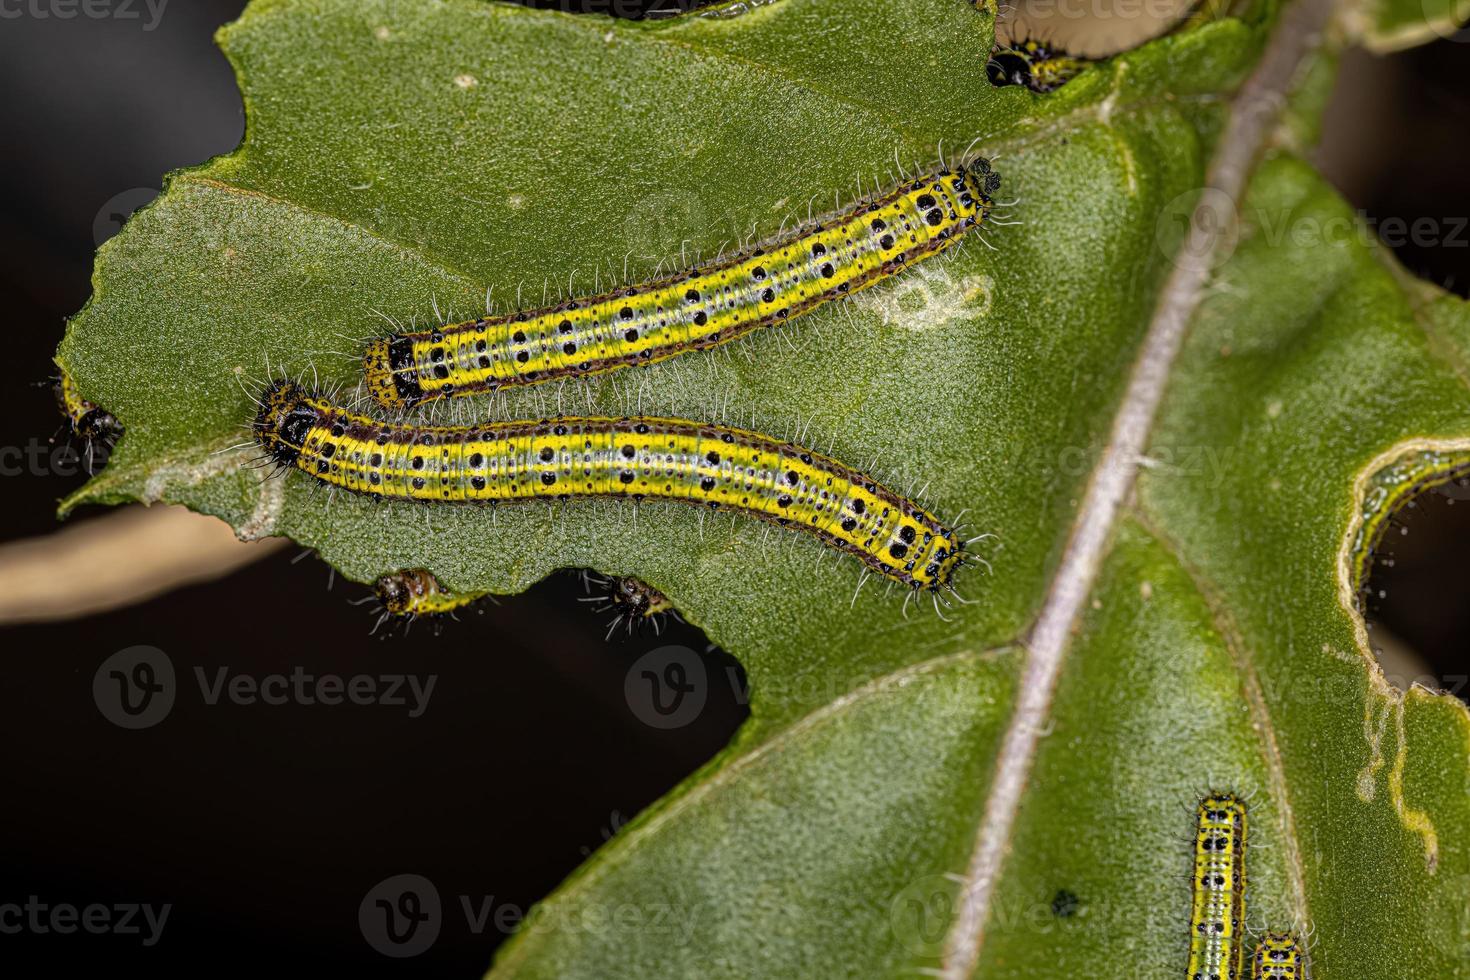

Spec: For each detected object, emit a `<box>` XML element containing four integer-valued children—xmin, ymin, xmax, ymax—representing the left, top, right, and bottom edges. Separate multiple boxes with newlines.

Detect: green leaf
<box><xmin>56</xmin><ymin>0</ymin><xmax>1470</xmax><ymax>976</ymax></box>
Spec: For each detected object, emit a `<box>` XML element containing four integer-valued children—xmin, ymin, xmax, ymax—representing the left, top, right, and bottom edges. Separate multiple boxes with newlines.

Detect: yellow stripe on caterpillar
<box><xmin>254</xmin><ymin>381</ymin><xmax>970</xmax><ymax>593</ymax></box>
<box><xmin>1188</xmin><ymin>793</ymin><xmax>1247</xmax><ymax>980</ymax></box>
<box><xmin>362</xmin><ymin>160</ymin><xmax>1002</xmax><ymax>408</ymax></box>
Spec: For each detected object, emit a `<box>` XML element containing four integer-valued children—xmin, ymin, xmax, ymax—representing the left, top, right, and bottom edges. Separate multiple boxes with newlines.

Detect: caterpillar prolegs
<box><xmin>362</xmin><ymin>159</ymin><xmax>1003</xmax><ymax>408</ymax></box>
<box><xmin>254</xmin><ymin>382</ymin><xmax>971</xmax><ymax>593</ymax></box>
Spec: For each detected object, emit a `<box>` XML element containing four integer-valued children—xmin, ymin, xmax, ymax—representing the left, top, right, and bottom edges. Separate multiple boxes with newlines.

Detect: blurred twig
<box><xmin>0</xmin><ymin>506</ymin><xmax>284</xmax><ymax>624</ymax></box>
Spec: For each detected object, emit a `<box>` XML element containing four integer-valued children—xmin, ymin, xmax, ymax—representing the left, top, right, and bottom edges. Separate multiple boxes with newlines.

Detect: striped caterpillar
<box><xmin>253</xmin><ymin>381</ymin><xmax>972</xmax><ymax>595</ymax></box>
<box><xmin>362</xmin><ymin>159</ymin><xmax>1003</xmax><ymax>409</ymax></box>
<box><xmin>986</xmin><ymin>37</ymin><xmax>1089</xmax><ymax>93</ymax></box>
<box><xmin>1250</xmin><ymin>932</ymin><xmax>1303</xmax><ymax>979</ymax></box>
<box><xmin>52</xmin><ymin>365</ymin><xmax>121</xmax><ymax>474</ymax></box>
<box><xmin>580</xmin><ymin>572</ymin><xmax>678</xmax><ymax>637</ymax></box>
<box><xmin>1189</xmin><ymin>793</ymin><xmax>1248</xmax><ymax>980</ymax></box>
<box><xmin>373</xmin><ymin>568</ymin><xmax>480</xmax><ymax>619</ymax></box>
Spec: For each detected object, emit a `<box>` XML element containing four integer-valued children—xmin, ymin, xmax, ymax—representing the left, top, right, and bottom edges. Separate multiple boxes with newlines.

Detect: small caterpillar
<box><xmin>1250</xmin><ymin>932</ymin><xmax>1303</xmax><ymax>979</ymax></box>
<box><xmin>253</xmin><ymin>381</ymin><xmax>971</xmax><ymax>594</ymax></box>
<box><xmin>356</xmin><ymin>568</ymin><xmax>491</xmax><ymax>634</ymax></box>
<box><xmin>362</xmin><ymin>159</ymin><xmax>1002</xmax><ymax>408</ymax></box>
<box><xmin>373</xmin><ymin>568</ymin><xmax>484</xmax><ymax>620</ymax></box>
<box><xmin>580</xmin><ymin>572</ymin><xmax>678</xmax><ymax>637</ymax></box>
<box><xmin>986</xmin><ymin>38</ymin><xmax>1088</xmax><ymax>93</ymax></box>
<box><xmin>1189</xmin><ymin>793</ymin><xmax>1247</xmax><ymax>980</ymax></box>
<box><xmin>52</xmin><ymin>366</ymin><xmax>121</xmax><ymax>473</ymax></box>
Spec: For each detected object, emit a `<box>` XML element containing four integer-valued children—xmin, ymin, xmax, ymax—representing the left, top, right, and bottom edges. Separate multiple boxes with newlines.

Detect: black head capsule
<box><xmin>386</xmin><ymin>336</ymin><xmax>426</xmax><ymax>406</ymax></box>
<box><xmin>253</xmin><ymin>380</ymin><xmax>320</xmax><ymax>467</ymax></box>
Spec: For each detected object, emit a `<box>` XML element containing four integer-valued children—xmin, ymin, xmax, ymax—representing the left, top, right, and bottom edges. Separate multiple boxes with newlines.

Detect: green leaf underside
<box><xmin>56</xmin><ymin>0</ymin><xmax>1470</xmax><ymax>976</ymax></box>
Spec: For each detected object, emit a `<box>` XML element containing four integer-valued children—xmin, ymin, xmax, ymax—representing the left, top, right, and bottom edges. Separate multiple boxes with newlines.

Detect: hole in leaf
<box><xmin>1318</xmin><ymin>40</ymin><xmax>1470</xmax><ymax>299</ymax></box>
<box><xmin>1360</xmin><ymin>465</ymin><xmax>1470</xmax><ymax>701</ymax></box>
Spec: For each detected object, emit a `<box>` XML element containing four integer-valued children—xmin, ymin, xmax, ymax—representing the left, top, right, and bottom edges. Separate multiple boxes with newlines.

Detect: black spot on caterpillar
<box><xmin>362</xmin><ymin>159</ymin><xmax>1003</xmax><ymax>408</ymax></box>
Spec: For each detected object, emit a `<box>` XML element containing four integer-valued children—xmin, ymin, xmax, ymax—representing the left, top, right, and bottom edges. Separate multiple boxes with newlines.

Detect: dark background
<box><xmin>0</xmin><ymin>1</ymin><xmax>1465</xmax><ymax>976</ymax></box>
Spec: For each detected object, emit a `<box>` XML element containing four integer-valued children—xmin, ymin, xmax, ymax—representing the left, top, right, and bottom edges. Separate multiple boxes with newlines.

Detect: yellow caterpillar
<box><xmin>581</xmin><ymin>573</ymin><xmax>677</xmax><ymax>637</ymax></box>
<box><xmin>1188</xmin><ymin>794</ymin><xmax>1247</xmax><ymax>980</ymax></box>
<box><xmin>52</xmin><ymin>364</ymin><xmax>121</xmax><ymax>473</ymax></box>
<box><xmin>986</xmin><ymin>38</ymin><xmax>1088</xmax><ymax>94</ymax></box>
<box><xmin>373</xmin><ymin>568</ymin><xmax>481</xmax><ymax>619</ymax></box>
<box><xmin>254</xmin><ymin>381</ymin><xmax>970</xmax><ymax>593</ymax></box>
<box><xmin>362</xmin><ymin>160</ymin><xmax>1002</xmax><ymax>408</ymax></box>
<box><xmin>1250</xmin><ymin>932</ymin><xmax>1303</xmax><ymax>979</ymax></box>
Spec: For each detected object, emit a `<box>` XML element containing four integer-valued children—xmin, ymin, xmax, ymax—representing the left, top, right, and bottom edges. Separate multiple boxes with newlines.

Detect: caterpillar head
<box><xmin>914</xmin><ymin>527</ymin><xmax>966</xmax><ymax>593</ymax></box>
<box><xmin>52</xmin><ymin>370</ymin><xmax>122</xmax><ymax>473</ymax></box>
<box><xmin>253</xmin><ymin>379</ymin><xmax>318</xmax><ymax>467</ymax></box>
<box><xmin>581</xmin><ymin>572</ymin><xmax>678</xmax><ymax>637</ymax></box>
<box><xmin>53</xmin><ymin>375</ymin><xmax>120</xmax><ymax>442</ymax></box>
<box><xmin>374</xmin><ymin>568</ymin><xmax>446</xmax><ymax>617</ymax></box>
<box><xmin>363</xmin><ymin>336</ymin><xmax>426</xmax><ymax>410</ymax></box>
<box><xmin>963</xmin><ymin>157</ymin><xmax>1003</xmax><ymax>206</ymax></box>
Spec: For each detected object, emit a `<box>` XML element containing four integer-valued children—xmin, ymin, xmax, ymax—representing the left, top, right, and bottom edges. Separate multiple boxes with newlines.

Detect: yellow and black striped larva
<box><xmin>579</xmin><ymin>572</ymin><xmax>678</xmax><ymax>638</ymax></box>
<box><xmin>1250</xmin><ymin>932</ymin><xmax>1304</xmax><ymax>979</ymax></box>
<box><xmin>352</xmin><ymin>567</ymin><xmax>490</xmax><ymax>634</ymax></box>
<box><xmin>362</xmin><ymin>159</ymin><xmax>1003</xmax><ymax>409</ymax></box>
<box><xmin>52</xmin><ymin>366</ymin><xmax>121</xmax><ymax>473</ymax></box>
<box><xmin>1188</xmin><ymin>793</ymin><xmax>1248</xmax><ymax>980</ymax></box>
<box><xmin>986</xmin><ymin>37</ymin><xmax>1089</xmax><ymax>93</ymax></box>
<box><xmin>253</xmin><ymin>381</ymin><xmax>977</xmax><ymax>600</ymax></box>
<box><xmin>369</xmin><ymin>567</ymin><xmax>487</xmax><ymax>626</ymax></box>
